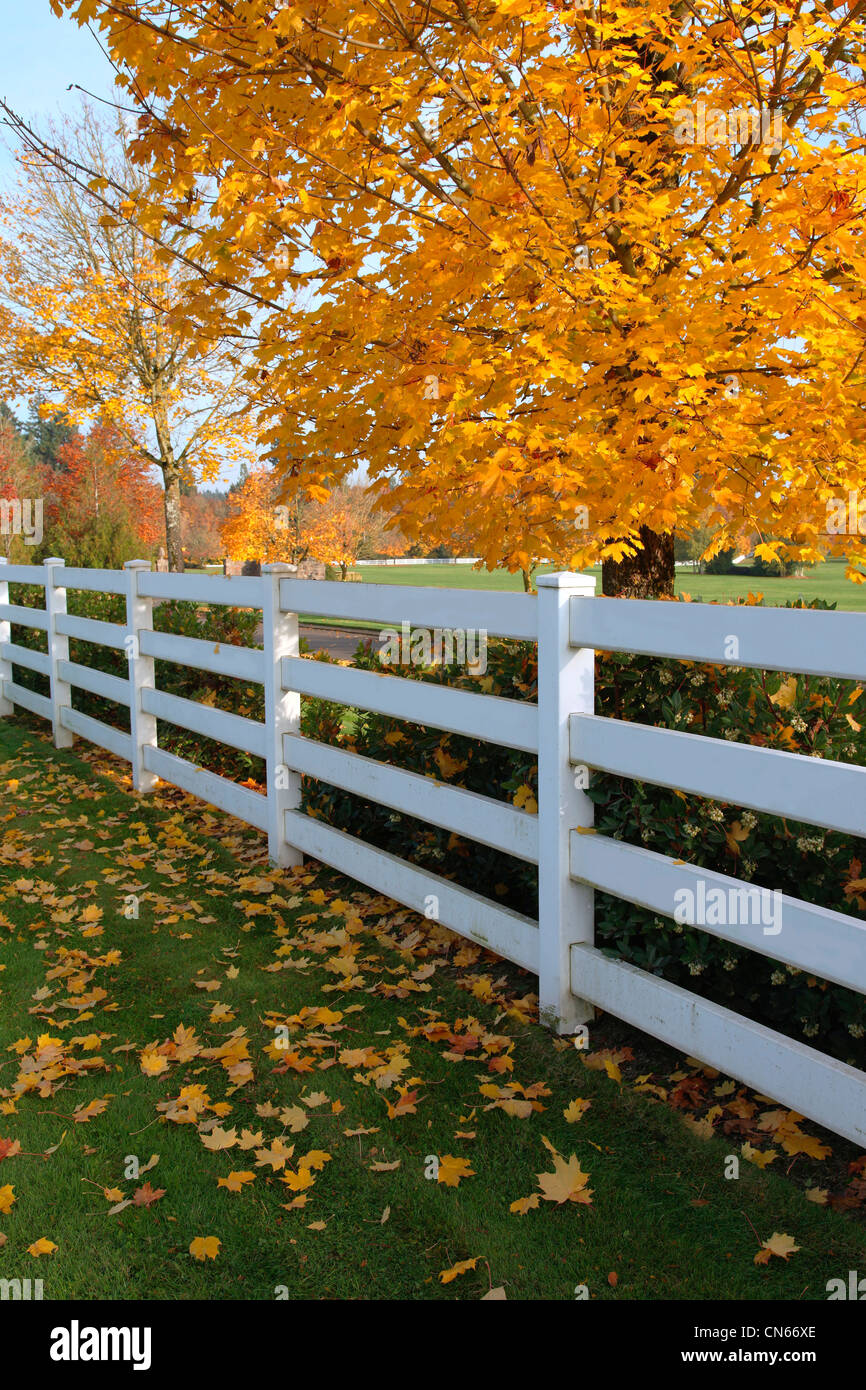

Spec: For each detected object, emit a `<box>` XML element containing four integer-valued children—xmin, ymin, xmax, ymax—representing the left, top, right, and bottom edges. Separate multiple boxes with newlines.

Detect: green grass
<box><xmin>354</xmin><ymin>559</ymin><xmax>866</xmax><ymax>610</ymax></box>
<box><xmin>1</xmin><ymin>719</ymin><xmax>864</xmax><ymax>1301</ymax></box>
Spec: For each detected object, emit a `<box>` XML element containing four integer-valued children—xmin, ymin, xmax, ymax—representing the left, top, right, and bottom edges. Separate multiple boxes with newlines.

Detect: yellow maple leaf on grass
<box><xmin>27</xmin><ymin>1238</ymin><xmax>57</xmax><ymax>1257</ymax></box>
<box><xmin>563</xmin><ymin>1098</ymin><xmax>592</xmax><ymax>1123</ymax></box>
<box><xmin>217</xmin><ymin>1170</ymin><xmax>256</xmax><ymax>1193</ymax></box>
<box><xmin>73</xmin><ymin>1097</ymin><xmax>109</xmax><ymax>1124</ymax></box>
<box><xmin>741</xmin><ymin>1143</ymin><xmax>778</xmax><ymax>1170</ymax></box>
<box><xmin>582</xmin><ymin>1049</ymin><xmax>624</xmax><ymax>1084</ymax></box>
<box><xmin>190</xmin><ymin>1236</ymin><xmax>221</xmax><ymax>1261</ymax></box>
<box><xmin>754</xmin><ymin>1232</ymin><xmax>800</xmax><ymax>1265</ymax></box>
<box><xmin>510</xmin><ymin>1194</ymin><xmax>541</xmax><ymax>1216</ymax></box>
<box><xmin>510</xmin><ymin>1138</ymin><xmax>593</xmax><ymax>1213</ymax></box>
<box><xmin>140</xmin><ymin>1048</ymin><xmax>170</xmax><ymax>1076</ymax></box>
<box><xmin>280</xmin><ymin>1166</ymin><xmax>316</xmax><ymax>1193</ymax></box>
<box><xmin>0</xmin><ymin>1185</ymin><xmax>15</xmax><ymax>1214</ymax></box>
<box><xmin>200</xmin><ymin>1126</ymin><xmax>238</xmax><ymax>1151</ymax></box>
<box><xmin>536</xmin><ymin>1137</ymin><xmax>594</xmax><ymax>1205</ymax></box>
<box><xmin>439</xmin><ymin>1256</ymin><xmax>480</xmax><ymax>1284</ymax></box>
<box><xmin>437</xmin><ymin>1155</ymin><xmax>475</xmax><ymax>1188</ymax></box>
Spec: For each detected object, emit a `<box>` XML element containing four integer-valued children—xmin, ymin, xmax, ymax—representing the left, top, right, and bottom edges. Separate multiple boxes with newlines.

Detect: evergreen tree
<box><xmin>0</xmin><ymin>402</ymin><xmax>23</xmax><ymax>437</ymax></box>
<box><xmin>25</xmin><ymin>395</ymin><xmax>77</xmax><ymax>471</ymax></box>
<box><xmin>229</xmin><ymin>458</ymin><xmax>250</xmax><ymax>494</ymax></box>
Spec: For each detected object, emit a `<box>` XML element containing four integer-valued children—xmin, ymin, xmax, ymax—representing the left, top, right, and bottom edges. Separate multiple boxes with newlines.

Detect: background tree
<box><xmin>182</xmin><ymin>489</ymin><xmax>231</xmax><ymax>567</ymax></box>
<box><xmin>221</xmin><ymin>468</ymin><xmax>313</xmax><ymax>567</ymax></box>
<box><xmin>0</xmin><ymin>104</ymin><xmax>258</xmax><ymax>570</ymax></box>
<box><xmin>24</xmin><ymin>395</ymin><xmax>76</xmax><ymax>475</ymax></box>
<box><xmin>0</xmin><ymin>405</ymin><xmax>42</xmax><ymax>561</ymax></box>
<box><xmin>314</xmin><ymin>484</ymin><xmax>404</xmax><ymax>579</ymax></box>
<box><xmin>48</xmin><ymin>422</ymin><xmax>163</xmax><ymax>569</ymax></box>
<box><xmin>222</xmin><ymin>469</ymin><xmax>403</xmax><ymax>573</ymax></box>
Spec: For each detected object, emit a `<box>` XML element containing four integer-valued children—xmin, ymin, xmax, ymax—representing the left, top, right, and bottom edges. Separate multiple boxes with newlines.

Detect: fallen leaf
<box><xmin>440</xmin><ymin>1256</ymin><xmax>479</xmax><ymax>1284</ymax></box>
<box><xmin>217</xmin><ymin>1171</ymin><xmax>256</xmax><ymax>1193</ymax></box>
<box><xmin>190</xmin><ymin>1236</ymin><xmax>221</xmax><ymax>1261</ymax></box>
<box><xmin>437</xmin><ymin>1154</ymin><xmax>474</xmax><ymax>1188</ymax></box>
<box><xmin>133</xmin><ymin>1183</ymin><xmax>166</xmax><ymax>1208</ymax></box>
<box><xmin>754</xmin><ymin>1232</ymin><xmax>800</xmax><ymax>1264</ymax></box>
<box><xmin>536</xmin><ymin>1137</ymin><xmax>593</xmax><ymax>1206</ymax></box>
<box><xmin>27</xmin><ymin>1238</ymin><xmax>57</xmax><ymax>1257</ymax></box>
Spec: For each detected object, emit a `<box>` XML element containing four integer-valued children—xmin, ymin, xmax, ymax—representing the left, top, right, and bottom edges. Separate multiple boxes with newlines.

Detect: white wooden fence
<box><xmin>1</xmin><ymin>557</ymin><xmax>865</xmax><ymax>1147</ymax></box>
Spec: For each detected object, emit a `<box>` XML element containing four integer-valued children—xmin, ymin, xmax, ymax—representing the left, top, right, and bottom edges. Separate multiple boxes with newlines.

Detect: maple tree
<box><xmin>313</xmin><ymin>484</ymin><xmax>405</xmax><ymax>578</ymax></box>
<box><xmin>30</xmin><ymin>0</ymin><xmax>866</xmax><ymax>594</ymax></box>
<box><xmin>181</xmin><ymin>490</ymin><xmax>230</xmax><ymax>567</ymax></box>
<box><xmin>0</xmin><ymin>409</ymin><xmax>43</xmax><ymax>561</ymax></box>
<box><xmin>222</xmin><ymin>469</ymin><xmax>403</xmax><ymax>573</ymax></box>
<box><xmin>221</xmin><ymin>468</ymin><xmax>319</xmax><ymax>567</ymax></box>
<box><xmin>48</xmin><ymin>423</ymin><xmax>164</xmax><ymax>568</ymax></box>
<box><xmin>0</xmin><ymin>105</ymin><xmax>258</xmax><ymax>571</ymax></box>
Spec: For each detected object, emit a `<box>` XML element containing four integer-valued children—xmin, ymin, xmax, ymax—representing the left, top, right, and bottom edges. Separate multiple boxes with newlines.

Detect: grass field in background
<box><xmin>355</xmin><ymin>560</ymin><xmax>866</xmax><ymax>611</ymax></box>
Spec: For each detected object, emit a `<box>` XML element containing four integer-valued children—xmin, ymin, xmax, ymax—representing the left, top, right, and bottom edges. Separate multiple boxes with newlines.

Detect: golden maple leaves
<box><xmin>754</xmin><ymin>1232</ymin><xmax>800</xmax><ymax>1265</ymax></box>
<box><xmin>190</xmin><ymin>1236</ymin><xmax>221</xmax><ymax>1262</ymax></box>
<box><xmin>46</xmin><ymin>0</ymin><xmax>866</xmax><ymax>577</ymax></box>
<box><xmin>510</xmin><ymin>1136</ymin><xmax>593</xmax><ymax>1214</ymax></box>
<box><xmin>221</xmin><ymin>472</ymin><xmax>403</xmax><ymax>571</ymax></box>
<box><xmin>141</xmin><ymin>1023</ymin><xmax>254</xmax><ymax>1090</ymax></box>
<box><xmin>0</xmin><ymin>731</ymin><xmax>858</xmax><ymax>1295</ymax></box>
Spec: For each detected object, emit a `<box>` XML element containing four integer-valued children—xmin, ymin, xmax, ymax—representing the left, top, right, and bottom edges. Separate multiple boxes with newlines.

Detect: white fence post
<box><xmin>124</xmin><ymin>560</ymin><xmax>158</xmax><ymax>793</ymax></box>
<box><xmin>262</xmin><ymin>562</ymin><xmax>303</xmax><ymax>868</ymax></box>
<box><xmin>536</xmin><ymin>571</ymin><xmax>597</xmax><ymax>1033</ymax></box>
<box><xmin>44</xmin><ymin>558</ymin><xmax>74</xmax><ymax>749</ymax></box>
<box><xmin>0</xmin><ymin>558</ymin><xmax>12</xmax><ymax>717</ymax></box>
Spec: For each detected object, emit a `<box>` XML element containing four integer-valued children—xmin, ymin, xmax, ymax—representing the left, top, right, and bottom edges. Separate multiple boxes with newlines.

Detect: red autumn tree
<box><xmin>47</xmin><ymin>421</ymin><xmax>163</xmax><ymax>567</ymax></box>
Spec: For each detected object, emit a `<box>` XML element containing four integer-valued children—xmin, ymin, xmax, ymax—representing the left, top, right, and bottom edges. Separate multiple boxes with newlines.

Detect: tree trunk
<box><xmin>601</xmin><ymin>526</ymin><xmax>674</xmax><ymax>598</ymax></box>
<box><xmin>163</xmin><ymin>467</ymin><xmax>185</xmax><ymax>572</ymax></box>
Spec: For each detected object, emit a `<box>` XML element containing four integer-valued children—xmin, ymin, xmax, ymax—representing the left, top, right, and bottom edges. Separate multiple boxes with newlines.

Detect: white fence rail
<box><xmin>0</xmin><ymin>556</ymin><xmax>864</xmax><ymax>1147</ymax></box>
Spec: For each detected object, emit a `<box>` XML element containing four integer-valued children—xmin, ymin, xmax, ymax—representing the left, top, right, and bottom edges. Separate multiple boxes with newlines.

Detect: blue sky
<box><xmin>0</xmin><ymin>4</ymin><xmax>117</xmax><ymax>190</ymax></box>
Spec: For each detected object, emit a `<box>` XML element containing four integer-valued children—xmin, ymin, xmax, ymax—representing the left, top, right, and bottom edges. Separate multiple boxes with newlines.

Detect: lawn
<box><xmin>1</xmin><ymin>718</ymin><xmax>864</xmax><ymax>1301</ymax></box>
<box><xmin>354</xmin><ymin>559</ymin><xmax>866</xmax><ymax>610</ymax></box>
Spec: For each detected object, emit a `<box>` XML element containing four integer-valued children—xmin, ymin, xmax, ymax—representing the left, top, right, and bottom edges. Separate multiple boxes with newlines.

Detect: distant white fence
<box><xmin>1</xmin><ymin>556</ymin><xmax>865</xmax><ymax>1147</ymax></box>
<box><xmin>355</xmin><ymin>557</ymin><xmax>481</xmax><ymax>566</ymax></box>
